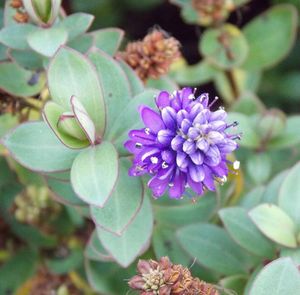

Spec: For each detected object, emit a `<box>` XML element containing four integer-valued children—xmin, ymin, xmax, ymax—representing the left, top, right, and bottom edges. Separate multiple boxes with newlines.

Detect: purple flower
<box><xmin>125</xmin><ymin>88</ymin><xmax>240</xmax><ymax>199</ymax></box>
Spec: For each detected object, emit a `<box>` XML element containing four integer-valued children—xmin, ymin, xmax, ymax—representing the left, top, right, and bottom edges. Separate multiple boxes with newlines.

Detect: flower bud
<box><xmin>257</xmin><ymin>109</ymin><xmax>286</xmax><ymax>141</ymax></box>
<box><xmin>23</xmin><ymin>0</ymin><xmax>62</xmax><ymax>26</ymax></box>
<box><xmin>57</xmin><ymin>112</ymin><xmax>88</xmax><ymax>141</ymax></box>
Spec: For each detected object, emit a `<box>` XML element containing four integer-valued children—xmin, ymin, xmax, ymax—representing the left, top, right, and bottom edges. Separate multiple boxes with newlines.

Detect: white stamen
<box><xmin>188</xmin><ymin>94</ymin><xmax>194</xmax><ymax>100</ymax></box>
<box><xmin>219</xmin><ymin>106</ymin><xmax>225</xmax><ymax>110</ymax></box>
<box><xmin>233</xmin><ymin>161</ymin><xmax>240</xmax><ymax>170</ymax></box>
<box><xmin>145</xmin><ymin>128</ymin><xmax>150</xmax><ymax>135</ymax></box>
<box><xmin>135</xmin><ymin>143</ymin><xmax>142</xmax><ymax>148</ymax></box>
<box><xmin>221</xmin><ymin>175</ymin><xmax>227</xmax><ymax>184</ymax></box>
<box><xmin>150</xmin><ymin>156</ymin><xmax>158</xmax><ymax>164</ymax></box>
<box><xmin>168</xmin><ymin>183</ymin><xmax>174</xmax><ymax>187</ymax></box>
<box><xmin>162</xmin><ymin>162</ymin><xmax>169</xmax><ymax>169</ymax></box>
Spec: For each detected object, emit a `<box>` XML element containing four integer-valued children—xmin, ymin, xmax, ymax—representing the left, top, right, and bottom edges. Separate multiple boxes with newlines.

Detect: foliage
<box><xmin>0</xmin><ymin>0</ymin><xmax>300</xmax><ymax>294</ymax></box>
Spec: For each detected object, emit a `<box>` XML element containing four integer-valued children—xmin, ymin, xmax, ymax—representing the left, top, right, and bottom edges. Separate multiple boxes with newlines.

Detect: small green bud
<box><xmin>57</xmin><ymin>112</ymin><xmax>88</xmax><ymax>141</ymax></box>
<box><xmin>23</xmin><ymin>0</ymin><xmax>62</xmax><ymax>26</ymax></box>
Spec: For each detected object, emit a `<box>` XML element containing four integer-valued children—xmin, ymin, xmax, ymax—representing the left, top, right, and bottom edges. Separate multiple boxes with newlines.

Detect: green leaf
<box><xmin>88</xmin><ymin>49</ymin><xmax>131</xmax><ymax>136</ymax></box>
<box><xmin>118</xmin><ymin>60</ymin><xmax>144</xmax><ymax>96</ymax></box>
<box><xmin>170</xmin><ymin>60</ymin><xmax>216</xmax><ymax>86</ymax></box>
<box><xmin>9</xmin><ymin>49</ymin><xmax>44</xmax><ymax>70</ymax></box>
<box><xmin>48</xmin><ymin>47</ymin><xmax>106</xmax><ymax>136</ymax></box>
<box><xmin>239</xmin><ymin>186</ymin><xmax>265</xmax><ymax>210</ymax></box>
<box><xmin>267</xmin><ymin>116</ymin><xmax>300</xmax><ymax>150</ymax></box>
<box><xmin>246</xmin><ymin>153</ymin><xmax>272</xmax><ymax>184</ymax></box>
<box><xmin>153</xmin><ymin>225</ymin><xmax>191</xmax><ymax>265</ymax></box>
<box><xmin>67</xmin><ymin>34</ymin><xmax>93</xmax><ymax>53</ymax></box>
<box><xmin>0</xmin><ymin>248</ymin><xmax>38</xmax><ymax>294</ymax></box>
<box><xmin>227</xmin><ymin>112</ymin><xmax>260</xmax><ymax>148</ymax></box>
<box><xmin>108</xmin><ymin>89</ymin><xmax>159</xmax><ymax>155</ymax></box>
<box><xmin>230</xmin><ymin>92</ymin><xmax>265</xmax><ymax>115</ymax></box>
<box><xmin>278</xmin><ymin>162</ymin><xmax>300</xmax><ymax>229</ymax></box>
<box><xmin>177</xmin><ymin>223</ymin><xmax>249</xmax><ymax>275</ymax></box>
<box><xmin>97</xmin><ymin>194</ymin><xmax>153</xmax><ymax>267</ymax></box>
<box><xmin>2</xmin><ymin>121</ymin><xmax>79</xmax><ymax>172</ymax></box>
<box><xmin>70</xmin><ymin>95</ymin><xmax>96</xmax><ymax>144</ymax></box>
<box><xmin>31</xmin><ymin>0</ymin><xmax>52</xmax><ymax>23</ymax></box>
<box><xmin>71</xmin><ymin>142</ymin><xmax>119</xmax><ymax>207</ymax></box>
<box><xmin>154</xmin><ymin>194</ymin><xmax>216</xmax><ymax>226</ymax></box>
<box><xmin>55</xmin><ymin>13</ymin><xmax>94</xmax><ymax>40</ymax></box>
<box><xmin>243</xmin><ymin>5</ymin><xmax>298</xmax><ymax>70</ymax></box>
<box><xmin>85</xmin><ymin>259</ymin><xmax>136</xmax><ymax>294</ymax></box>
<box><xmin>262</xmin><ymin>169</ymin><xmax>288</xmax><ymax>204</ymax></box>
<box><xmin>249</xmin><ymin>203</ymin><xmax>297</xmax><ymax>248</ymax></box>
<box><xmin>85</xmin><ymin>230</ymin><xmax>113</xmax><ymax>262</ymax></box>
<box><xmin>46</xmin><ymin>177</ymin><xmax>85</xmax><ymax>206</ymax></box>
<box><xmin>0</xmin><ymin>62</ymin><xmax>46</xmax><ymax>97</ymax></box>
<box><xmin>219</xmin><ymin>207</ymin><xmax>275</xmax><ymax>258</ymax></box>
<box><xmin>43</xmin><ymin>101</ymin><xmax>90</xmax><ymax>149</ymax></box>
<box><xmin>0</xmin><ymin>113</ymin><xmax>18</xmax><ymax>139</ymax></box>
<box><xmin>91</xmin><ymin>28</ymin><xmax>124</xmax><ymax>55</ymax></box>
<box><xmin>219</xmin><ymin>275</ymin><xmax>248</xmax><ymax>295</ymax></box>
<box><xmin>46</xmin><ymin>247</ymin><xmax>83</xmax><ymax>274</ymax></box>
<box><xmin>249</xmin><ymin>258</ymin><xmax>300</xmax><ymax>295</ymax></box>
<box><xmin>90</xmin><ymin>158</ymin><xmax>143</xmax><ymax>235</ymax></box>
<box><xmin>28</xmin><ymin>27</ymin><xmax>68</xmax><ymax>57</ymax></box>
<box><xmin>280</xmin><ymin>248</ymin><xmax>300</xmax><ymax>264</ymax></box>
<box><xmin>146</xmin><ymin>75</ymin><xmax>178</xmax><ymax>92</ymax></box>
<box><xmin>200</xmin><ymin>24</ymin><xmax>249</xmax><ymax>69</ymax></box>
<box><xmin>0</xmin><ymin>24</ymin><xmax>36</xmax><ymax>50</ymax></box>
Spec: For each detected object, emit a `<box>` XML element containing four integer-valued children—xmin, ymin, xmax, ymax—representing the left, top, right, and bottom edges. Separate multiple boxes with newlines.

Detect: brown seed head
<box><xmin>10</xmin><ymin>0</ymin><xmax>23</xmax><ymax>9</ymax></box>
<box><xmin>191</xmin><ymin>0</ymin><xmax>234</xmax><ymax>26</ymax></box>
<box><xmin>129</xmin><ymin>257</ymin><xmax>220</xmax><ymax>295</ymax></box>
<box><xmin>118</xmin><ymin>30</ymin><xmax>181</xmax><ymax>81</ymax></box>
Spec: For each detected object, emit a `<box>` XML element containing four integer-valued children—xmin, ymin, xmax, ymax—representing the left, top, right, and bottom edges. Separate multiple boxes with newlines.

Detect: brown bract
<box><xmin>118</xmin><ymin>30</ymin><xmax>181</xmax><ymax>81</ymax></box>
<box><xmin>191</xmin><ymin>0</ymin><xmax>234</xmax><ymax>26</ymax></box>
<box><xmin>128</xmin><ymin>256</ymin><xmax>219</xmax><ymax>295</ymax></box>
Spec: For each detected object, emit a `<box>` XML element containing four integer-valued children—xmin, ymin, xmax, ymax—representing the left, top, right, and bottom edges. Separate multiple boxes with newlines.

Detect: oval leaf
<box><xmin>2</xmin><ymin>121</ymin><xmax>79</xmax><ymax>172</ymax></box>
<box><xmin>278</xmin><ymin>162</ymin><xmax>300</xmax><ymax>229</ymax></box>
<box><xmin>71</xmin><ymin>142</ymin><xmax>118</xmax><ymax>207</ymax></box>
<box><xmin>177</xmin><ymin>223</ymin><xmax>248</xmax><ymax>275</ymax></box>
<box><xmin>90</xmin><ymin>158</ymin><xmax>143</xmax><ymax>235</ymax></box>
<box><xmin>250</xmin><ymin>258</ymin><xmax>300</xmax><ymax>295</ymax></box>
<box><xmin>219</xmin><ymin>207</ymin><xmax>275</xmax><ymax>258</ymax></box>
<box><xmin>91</xmin><ymin>28</ymin><xmax>124</xmax><ymax>56</ymax></box>
<box><xmin>249</xmin><ymin>203</ymin><xmax>297</xmax><ymax>248</ymax></box>
<box><xmin>48</xmin><ymin>47</ymin><xmax>106</xmax><ymax>136</ymax></box>
<box><xmin>97</xmin><ymin>195</ymin><xmax>153</xmax><ymax>267</ymax></box>
<box><xmin>243</xmin><ymin>5</ymin><xmax>298</xmax><ymax>70</ymax></box>
<box><xmin>88</xmin><ymin>49</ymin><xmax>131</xmax><ymax>136</ymax></box>
<box><xmin>0</xmin><ymin>62</ymin><xmax>46</xmax><ymax>97</ymax></box>
<box><xmin>28</xmin><ymin>27</ymin><xmax>68</xmax><ymax>57</ymax></box>
<box><xmin>55</xmin><ymin>13</ymin><xmax>94</xmax><ymax>41</ymax></box>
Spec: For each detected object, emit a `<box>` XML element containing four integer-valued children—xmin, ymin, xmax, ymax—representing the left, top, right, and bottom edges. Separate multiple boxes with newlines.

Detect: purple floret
<box><xmin>125</xmin><ymin>88</ymin><xmax>240</xmax><ymax>199</ymax></box>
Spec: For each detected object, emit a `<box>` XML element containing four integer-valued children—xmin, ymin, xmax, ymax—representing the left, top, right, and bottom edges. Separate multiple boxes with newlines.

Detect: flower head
<box><xmin>125</xmin><ymin>88</ymin><xmax>240</xmax><ymax>199</ymax></box>
<box><xmin>118</xmin><ymin>30</ymin><xmax>181</xmax><ymax>81</ymax></box>
<box><xmin>128</xmin><ymin>256</ymin><xmax>219</xmax><ymax>295</ymax></box>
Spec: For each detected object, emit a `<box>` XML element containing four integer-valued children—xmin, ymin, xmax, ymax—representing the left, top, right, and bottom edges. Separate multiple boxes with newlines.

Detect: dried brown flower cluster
<box><xmin>128</xmin><ymin>257</ymin><xmax>219</xmax><ymax>295</ymax></box>
<box><xmin>191</xmin><ymin>0</ymin><xmax>234</xmax><ymax>26</ymax></box>
<box><xmin>27</xmin><ymin>268</ymin><xmax>82</xmax><ymax>295</ymax></box>
<box><xmin>0</xmin><ymin>91</ymin><xmax>22</xmax><ymax>116</ymax></box>
<box><xmin>118</xmin><ymin>30</ymin><xmax>181</xmax><ymax>81</ymax></box>
<box><xmin>10</xmin><ymin>0</ymin><xmax>29</xmax><ymax>23</ymax></box>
